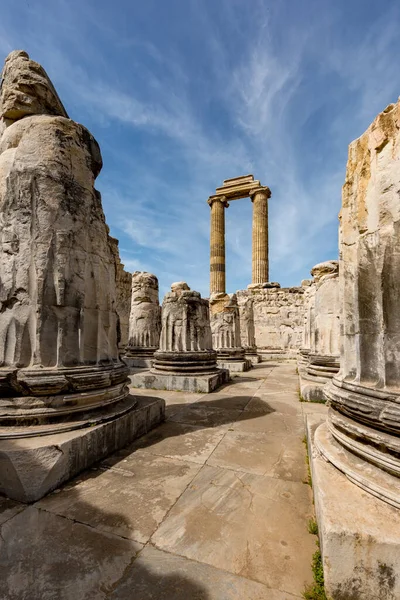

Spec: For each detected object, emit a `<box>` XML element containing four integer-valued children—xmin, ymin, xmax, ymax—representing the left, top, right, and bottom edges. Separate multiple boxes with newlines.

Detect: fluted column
<box><xmin>208</xmin><ymin>195</ymin><xmax>228</xmax><ymax>294</ymax></box>
<box><xmin>250</xmin><ymin>186</ymin><xmax>271</xmax><ymax>284</ymax></box>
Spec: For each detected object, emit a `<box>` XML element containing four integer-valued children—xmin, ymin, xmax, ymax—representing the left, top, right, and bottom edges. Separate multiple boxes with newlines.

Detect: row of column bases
<box><xmin>208</xmin><ymin>186</ymin><xmax>271</xmax><ymax>295</ymax></box>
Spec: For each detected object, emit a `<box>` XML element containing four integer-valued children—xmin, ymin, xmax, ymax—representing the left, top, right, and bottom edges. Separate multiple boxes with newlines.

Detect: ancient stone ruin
<box><xmin>209</xmin><ymin>293</ymin><xmax>251</xmax><ymax>372</ymax></box>
<box><xmin>131</xmin><ymin>282</ymin><xmax>229</xmax><ymax>392</ymax></box>
<box><xmin>1</xmin><ymin>48</ymin><xmax>400</xmax><ymax>600</ymax></box>
<box><xmin>208</xmin><ymin>175</ymin><xmax>271</xmax><ymax>294</ymax></box>
<box><xmin>236</xmin><ymin>293</ymin><xmax>260</xmax><ymax>364</ymax></box>
<box><xmin>123</xmin><ymin>271</ymin><xmax>161</xmax><ymax>368</ymax></box>
<box><xmin>0</xmin><ymin>51</ymin><xmax>164</xmax><ymax>502</ymax></box>
<box><xmin>299</xmin><ymin>260</ymin><xmax>340</xmax><ymax>401</ymax></box>
<box><xmin>308</xmin><ymin>99</ymin><xmax>400</xmax><ymax>599</ymax></box>
<box><xmin>109</xmin><ymin>235</ymin><xmax>132</xmax><ymax>350</ymax></box>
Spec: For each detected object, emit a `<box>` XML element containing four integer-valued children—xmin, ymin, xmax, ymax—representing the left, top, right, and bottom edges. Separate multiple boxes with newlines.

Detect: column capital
<box><xmin>207</xmin><ymin>195</ymin><xmax>229</xmax><ymax>208</ymax></box>
<box><xmin>249</xmin><ymin>186</ymin><xmax>271</xmax><ymax>202</ymax></box>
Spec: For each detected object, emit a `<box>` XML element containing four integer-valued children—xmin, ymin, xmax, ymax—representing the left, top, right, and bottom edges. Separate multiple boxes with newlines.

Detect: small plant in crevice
<box><xmin>302</xmin><ymin>436</ymin><xmax>313</xmax><ymax>487</ymax></box>
<box><xmin>308</xmin><ymin>518</ymin><xmax>318</xmax><ymax>535</ymax></box>
<box><xmin>303</xmin><ymin>542</ymin><xmax>327</xmax><ymax>600</ymax></box>
<box><xmin>298</xmin><ymin>390</ymin><xmax>306</xmax><ymax>402</ymax></box>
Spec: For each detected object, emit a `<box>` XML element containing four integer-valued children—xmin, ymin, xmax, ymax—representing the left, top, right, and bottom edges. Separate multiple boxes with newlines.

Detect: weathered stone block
<box><xmin>0</xmin><ymin>395</ymin><xmax>165</xmax><ymax>502</ymax></box>
<box><xmin>307</xmin><ymin>415</ymin><xmax>400</xmax><ymax>600</ymax></box>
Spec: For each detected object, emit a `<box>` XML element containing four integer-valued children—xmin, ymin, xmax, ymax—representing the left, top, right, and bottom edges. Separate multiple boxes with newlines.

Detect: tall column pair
<box><xmin>208</xmin><ymin>186</ymin><xmax>271</xmax><ymax>295</ymax></box>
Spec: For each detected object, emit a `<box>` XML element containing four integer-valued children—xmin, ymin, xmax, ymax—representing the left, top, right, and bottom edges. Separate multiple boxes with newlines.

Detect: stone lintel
<box><xmin>214</xmin><ymin>182</ymin><xmax>262</xmax><ymax>201</ymax></box>
<box><xmin>223</xmin><ymin>174</ymin><xmax>255</xmax><ymax>185</ymax></box>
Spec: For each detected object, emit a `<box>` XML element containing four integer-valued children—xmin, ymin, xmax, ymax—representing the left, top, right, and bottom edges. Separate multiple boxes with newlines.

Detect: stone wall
<box><xmin>236</xmin><ymin>286</ymin><xmax>305</xmax><ymax>354</ymax></box>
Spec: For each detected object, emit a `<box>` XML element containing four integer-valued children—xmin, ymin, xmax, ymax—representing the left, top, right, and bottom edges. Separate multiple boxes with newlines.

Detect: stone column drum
<box><xmin>250</xmin><ymin>186</ymin><xmax>271</xmax><ymax>285</ymax></box>
<box><xmin>320</xmin><ymin>99</ymin><xmax>400</xmax><ymax>510</ymax></box>
<box><xmin>123</xmin><ymin>272</ymin><xmax>161</xmax><ymax>368</ymax></box>
<box><xmin>0</xmin><ymin>51</ymin><xmax>164</xmax><ymax>502</ymax></box>
<box><xmin>108</xmin><ymin>235</ymin><xmax>132</xmax><ymax>350</ymax></box>
<box><xmin>131</xmin><ymin>283</ymin><xmax>229</xmax><ymax>393</ymax></box>
<box><xmin>210</xmin><ymin>293</ymin><xmax>251</xmax><ymax>372</ymax></box>
<box><xmin>307</xmin><ymin>101</ymin><xmax>400</xmax><ymax>600</ymax></box>
<box><xmin>236</xmin><ymin>292</ymin><xmax>260</xmax><ymax>364</ymax></box>
<box><xmin>298</xmin><ymin>279</ymin><xmax>314</xmax><ymax>369</ymax></box>
<box><xmin>299</xmin><ymin>261</ymin><xmax>340</xmax><ymax>401</ymax></box>
<box><xmin>208</xmin><ymin>196</ymin><xmax>228</xmax><ymax>295</ymax></box>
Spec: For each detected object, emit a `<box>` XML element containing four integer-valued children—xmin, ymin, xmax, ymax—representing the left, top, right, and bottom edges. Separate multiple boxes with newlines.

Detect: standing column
<box><xmin>208</xmin><ymin>195</ymin><xmax>228</xmax><ymax>294</ymax></box>
<box><xmin>250</xmin><ymin>186</ymin><xmax>271</xmax><ymax>284</ymax></box>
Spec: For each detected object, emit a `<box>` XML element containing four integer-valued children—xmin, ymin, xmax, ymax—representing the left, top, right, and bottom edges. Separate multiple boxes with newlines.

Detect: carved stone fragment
<box><xmin>124</xmin><ymin>272</ymin><xmax>161</xmax><ymax>367</ymax></box>
<box><xmin>210</xmin><ymin>293</ymin><xmax>251</xmax><ymax>371</ymax></box>
<box><xmin>0</xmin><ymin>51</ymin><xmax>164</xmax><ymax>501</ymax></box>
<box><xmin>131</xmin><ymin>283</ymin><xmax>229</xmax><ymax>392</ymax></box>
<box><xmin>320</xmin><ymin>99</ymin><xmax>400</xmax><ymax>509</ymax></box>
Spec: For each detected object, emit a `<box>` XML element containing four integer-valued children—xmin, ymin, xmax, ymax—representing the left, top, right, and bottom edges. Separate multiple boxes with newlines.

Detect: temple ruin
<box><xmin>208</xmin><ymin>175</ymin><xmax>271</xmax><ymax>293</ymax></box>
<box><xmin>0</xmin><ymin>49</ymin><xmax>399</xmax><ymax>600</ymax></box>
<box><xmin>0</xmin><ymin>51</ymin><xmax>164</xmax><ymax>502</ymax></box>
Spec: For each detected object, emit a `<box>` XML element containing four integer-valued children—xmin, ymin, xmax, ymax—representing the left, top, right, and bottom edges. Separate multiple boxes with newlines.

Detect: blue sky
<box><xmin>1</xmin><ymin>0</ymin><xmax>400</xmax><ymax>297</ymax></box>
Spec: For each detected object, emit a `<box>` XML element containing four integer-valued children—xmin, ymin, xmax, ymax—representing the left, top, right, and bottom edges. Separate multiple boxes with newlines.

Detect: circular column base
<box><xmin>0</xmin><ymin>362</ymin><xmax>130</xmax><ymax>429</ymax></box>
<box><xmin>124</xmin><ymin>346</ymin><xmax>158</xmax><ymax>360</ymax></box>
<box><xmin>315</xmin><ymin>417</ymin><xmax>400</xmax><ymax>510</ymax></box>
<box><xmin>216</xmin><ymin>347</ymin><xmax>246</xmax><ymax>362</ymax></box>
<box><xmin>306</xmin><ymin>354</ymin><xmax>339</xmax><ymax>380</ymax></box>
<box><xmin>152</xmin><ymin>350</ymin><xmax>220</xmax><ymax>375</ymax></box>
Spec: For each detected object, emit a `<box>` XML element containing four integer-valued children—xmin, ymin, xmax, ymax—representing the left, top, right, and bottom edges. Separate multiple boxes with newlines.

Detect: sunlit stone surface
<box><xmin>299</xmin><ymin>261</ymin><xmax>340</xmax><ymax>401</ymax></box>
<box><xmin>124</xmin><ymin>272</ymin><xmax>161</xmax><ymax>368</ymax></box>
<box><xmin>0</xmin><ymin>50</ymin><xmax>163</xmax><ymax>501</ymax></box>
<box><xmin>131</xmin><ymin>282</ymin><xmax>229</xmax><ymax>392</ymax></box>
<box><xmin>321</xmin><ymin>100</ymin><xmax>400</xmax><ymax>509</ymax></box>
<box><xmin>210</xmin><ymin>293</ymin><xmax>251</xmax><ymax>372</ymax></box>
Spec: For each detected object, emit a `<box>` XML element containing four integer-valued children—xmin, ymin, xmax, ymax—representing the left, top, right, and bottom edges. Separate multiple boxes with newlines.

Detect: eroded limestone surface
<box><xmin>109</xmin><ymin>236</ymin><xmax>132</xmax><ymax>350</ymax></box>
<box><xmin>237</xmin><ymin>287</ymin><xmax>305</xmax><ymax>356</ymax></box>
<box><xmin>132</xmin><ymin>283</ymin><xmax>229</xmax><ymax>392</ymax></box>
<box><xmin>0</xmin><ymin>50</ymin><xmax>164</xmax><ymax>502</ymax></box>
<box><xmin>124</xmin><ymin>272</ymin><xmax>161</xmax><ymax>367</ymax></box>
<box><xmin>0</xmin><ymin>50</ymin><xmax>128</xmax><ymax>414</ymax></box>
<box><xmin>210</xmin><ymin>292</ymin><xmax>250</xmax><ymax>370</ymax></box>
<box><xmin>322</xmin><ymin>99</ymin><xmax>400</xmax><ymax>509</ymax></box>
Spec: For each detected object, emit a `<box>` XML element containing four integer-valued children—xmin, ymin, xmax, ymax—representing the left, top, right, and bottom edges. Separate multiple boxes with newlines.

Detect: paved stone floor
<box><xmin>0</xmin><ymin>362</ymin><xmax>327</xmax><ymax>600</ymax></box>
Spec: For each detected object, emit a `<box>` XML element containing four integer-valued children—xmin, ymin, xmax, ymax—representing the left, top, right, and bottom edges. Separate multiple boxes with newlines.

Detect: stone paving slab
<box><xmin>194</xmin><ymin>393</ymin><xmax>254</xmax><ymax>409</ymax></box>
<box><xmin>233</xmin><ymin>399</ymin><xmax>304</xmax><ymax>435</ymax></box>
<box><xmin>110</xmin><ymin>545</ymin><xmax>302</xmax><ymax>600</ymax></box>
<box><xmin>168</xmin><ymin>404</ymin><xmax>243</xmax><ymax>428</ymax></box>
<box><xmin>248</xmin><ymin>396</ymin><xmax>302</xmax><ymax>416</ymax></box>
<box><xmin>152</xmin><ymin>464</ymin><xmax>314</xmax><ymax>596</ymax></box>
<box><xmin>126</xmin><ymin>420</ymin><xmax>226</xmax><ymax>464</ymax></box>
<box><xmin>0</xmin><ymin>360</ymin><xmax>315</xmax><ymax>600</ymax></box>
<box><xmin>208</xmin><ymin>430</ymin><xmax>307</xmax><ymax>481</ymax></box>
<box><xmin>37</xmin><ymin>453</ymin><xmax>201</xmax><ymax>544</ymax></box>
<box><xmin>0</xmin><ymin>506</ymin><xmax>141</xmax><ymax>600</ymax></box>
<box><xmin>0</xmin><ymin>496</ymin><xmax>25</xmax><ymax>525</ymax></box>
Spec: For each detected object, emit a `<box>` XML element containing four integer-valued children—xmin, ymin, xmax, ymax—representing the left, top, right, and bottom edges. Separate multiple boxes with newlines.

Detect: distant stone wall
<box><xmin>237</xmin><ymin>287</ymin><xmax>305</xmax><ymax>354</ymax></box>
